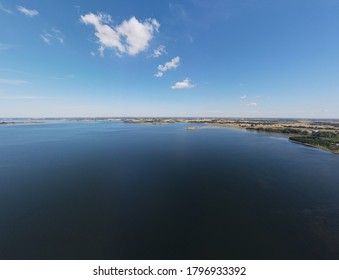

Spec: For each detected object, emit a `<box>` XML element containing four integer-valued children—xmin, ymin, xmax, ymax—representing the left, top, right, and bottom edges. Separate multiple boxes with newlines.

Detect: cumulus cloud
<box><xmin>116</xmin><ymin>17</ymin><xmax>159</xmax><ymax>55</ymax></box>
<box><xmin>152</xmin><ymin>45</ymin><xmax>166</xmax><ymax>58</ymax></box>
<box><xmin>171</xmin><ymin>78</ymin><xmax>196</xmax><ymax>89</ymax></box>
<box><xmin>80</xmin><ymin>13</ymin><xmax>160</xmax><ymax>56</ymax></box>
<box><xmin>240</xmin><ymin>95</ymin><xmax>247</xmax><ymax>99</ymax></box>
<box><xmin>155</xmin><ymin>56</ymin><xmax>180</xmax><ymax>77</ymax></box>
<box><xmin>41</xmin><ymin>29</ymin><xmax>65</xmax><ymax>45</ymax></box>
<box><xmin>16</xmin><ymin>5</ymin><xmax>39</xmax><ymax>17</ymax></box>
<box><xmin>0</xmin><ymin>79</ymin><xmax>27</xmax><ymax>85</ymax></box>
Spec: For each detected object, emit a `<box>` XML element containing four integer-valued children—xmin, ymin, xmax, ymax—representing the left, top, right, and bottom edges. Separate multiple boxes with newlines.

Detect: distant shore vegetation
<box><xmin>123</xmin><ymin>118</ymin><xmax>339</xmax><ymax>154</ymax></box>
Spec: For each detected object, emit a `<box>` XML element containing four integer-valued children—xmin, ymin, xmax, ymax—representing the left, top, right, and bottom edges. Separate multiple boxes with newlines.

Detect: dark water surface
<box><xmin>0</xmin><ymin>121</ymin><xmax>339</xmax><ymax>259</ymax></box>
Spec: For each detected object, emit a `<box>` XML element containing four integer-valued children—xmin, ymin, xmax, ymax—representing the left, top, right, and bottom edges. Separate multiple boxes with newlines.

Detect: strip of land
<box><xmin>0</xmin><ymin>121</ymin><xmax>45</xmax><ymax>125</ymax></box>
<box><xmin>1</xmin><ymin>117</ymin><xmax>338</xmax><ymax>154</ymax></box>
<box><xmin>122</xmin><ymin>118</ymin><xmax>339</xmax><ymax>154</ymax></box>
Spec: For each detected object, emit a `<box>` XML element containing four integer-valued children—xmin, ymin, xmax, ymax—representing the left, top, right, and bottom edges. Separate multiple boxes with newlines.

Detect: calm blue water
<box><xmin>0</xmin><ymin>121</ymin><xmax>339</xmax><ymax>259</ymax></box>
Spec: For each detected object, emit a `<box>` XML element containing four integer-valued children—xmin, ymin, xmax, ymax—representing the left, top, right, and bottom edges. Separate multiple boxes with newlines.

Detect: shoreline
<box><xmin>0</xmin><ymin>122</ymin><xmax>46</xmax><ymax>126</ymax></box>
<box><xmin>122</xmin><ymin>118</ymin><xmax>339</xmax><ymax>154</ymax></box>
<box><xmin>1</xmin><ymin>118</ymin><xmax>338</xmax><ymax>154</ymax></box>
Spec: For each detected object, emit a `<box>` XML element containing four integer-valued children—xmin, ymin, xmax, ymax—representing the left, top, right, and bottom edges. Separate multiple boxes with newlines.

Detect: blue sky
<box><xmin>1</xmin><ymin>0</ymin><xmax>339</xmax><ymax>118</ymax></box>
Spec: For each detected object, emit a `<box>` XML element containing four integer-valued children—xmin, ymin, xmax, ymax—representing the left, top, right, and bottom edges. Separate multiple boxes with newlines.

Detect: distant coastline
<box><xmin>0</xmin><ymin>121</ymin><xmax>45</xmax><ymax>126</ymax></box>
<box><xmin>1</xmin><ymin>117</ymin><xmax>338</xmax><ymax>154</ymax></box>
<box><xmin>122</xmin><ymin>117</ymin><xmax>339</xmax><ymax>154</ymax></box>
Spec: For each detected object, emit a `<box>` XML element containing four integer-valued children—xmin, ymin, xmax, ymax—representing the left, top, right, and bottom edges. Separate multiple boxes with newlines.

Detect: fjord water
<box><xmin>0</xmin><ymin>121</ymin><xmax>339</xmax><ymax>259</ymax></box>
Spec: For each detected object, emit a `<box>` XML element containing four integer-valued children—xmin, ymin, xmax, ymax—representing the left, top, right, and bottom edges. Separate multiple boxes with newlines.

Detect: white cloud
<box><xmin>98</xmin><ymin>45</ymin><xmax>104</xmax><ymax>57</ymax></box>
<box><xmin>154</xmin><ymin>71</ymin><xmax>163</xmax><ymax>78</ymax></box>
<box><xmin>171</xmin><ymin>78</ymin><xmax>196</xmax><ymax>89</ymax></box>
<box><xmin>80</xmin><ymin>13</ymin><xmax>123</xmax><ymax>55</ymax></box>
<box><xmin>158</xmin><ymin>56</ymin><xmax>180</xmax><ymax>72</ymax></box>
<box><xmin>116</xmin><ymin>17</ymin><xmax>159</xmax><ymax>55</ymax></box>
<box><xmin>0</xmin><ymin>3</ymin><xmax>13</xmax><ymax>14</ymax></box>
<box><xmin>239</xmin><ymin>95</ymin><xmax>258</xmax><ymax>106</ymax></box>
<box><xmin>152</xmin><ymin>45</ymin><xmax>166</xmax><ymax>58</ymax></box>
<box><xmin>41</xmin><ymin>33</ymin><xmax>51</xmax><ymax>44</ymax></box>
<box><xmin>0</xmin><ymin>79</ymin><xmax>27</xmax><ymax>85</ymax></box>
<box><xmin>16</xmin><ymin>5</ymin><xmax>39</xmax><ymax>17</ymax></box>
<box><xmin>155</xmin><ymin>56</ymin><xmax>180</xmax><ymax>77</ymax></box>
<box><xmin>80</xmin><ymin>13</ymin><xmax>160</xmax><ymax>56</ymax></box>
<box><xmin>41</xmin><ymin>29</ymin><xmax>65</xmax><ymax>45</ymax></box>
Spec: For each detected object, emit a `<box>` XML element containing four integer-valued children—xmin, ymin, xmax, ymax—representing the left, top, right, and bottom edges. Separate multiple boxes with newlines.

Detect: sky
<box><xmin>1</xmin><ymin>0</ymin><xmax>339</xmax><ymax>118</ymax></box>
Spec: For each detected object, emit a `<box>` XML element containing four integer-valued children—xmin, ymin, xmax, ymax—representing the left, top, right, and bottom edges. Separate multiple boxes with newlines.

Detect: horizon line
<box><xmin>1</xmin><ymin>116</ymin><xmax>339</xmax><ymax>120</ymax></box>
